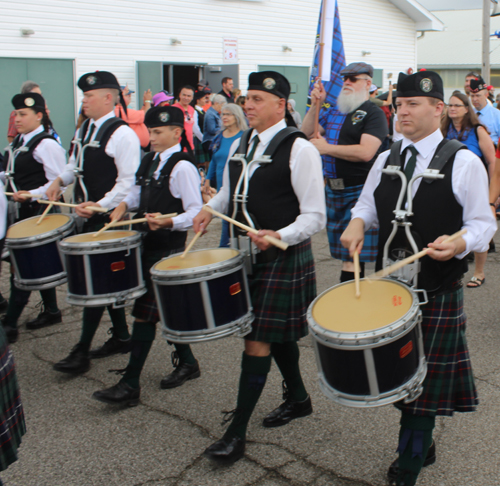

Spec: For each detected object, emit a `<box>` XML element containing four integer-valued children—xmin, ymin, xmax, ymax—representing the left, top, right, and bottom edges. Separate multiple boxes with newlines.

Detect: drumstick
<box><xmin>36</xmin><ymin>202</ymin><xmax>54</xmax><ymax>225</ymax></box>
<box><xmin>203</xmin><ymin>205</ymin><xmax>289</xmax><ymax>251</ymax></box>
<box><xmin>353</xmin><ymin>250</ymin><xmax>361</xmax><ymax>298</ymax></box>
<box><xmin>180</xmin><ymin>231</ymin><xmax>203</xmax><ymax>259</ymax></box>
<box><xmin>4</xmin><ymin>191</ymin><xmax>43</xmax><ymax>199</ymax></box>
<box><xmin>92</xmin><ymin>212</ymin><xmax>178</xmax><ymax>237</ymax></box>
<box><xmin>368</xmin><ymin>229</ymin><xmax>467</xmax><ymax>281</ymax></box>
<box><xmin>36</xmin><ymin>199</ymin><xmax>107</xmax><ymax>213</ymax></box>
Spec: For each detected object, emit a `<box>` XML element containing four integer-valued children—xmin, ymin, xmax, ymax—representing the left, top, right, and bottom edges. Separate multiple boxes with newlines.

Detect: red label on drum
<box><xmin>111</xmin><ymin>261</ymin><xmax>126</xmax><ymax>272</ymax></box>
<box><xmin>230</xmin><ymin>283</ymin><xmax>241</xmax><ymax>295</ymax></box>
<box><xmin>392</xmin><ymin>295</ymin><xmax>403</xmax><ymax>307</ymax></box>
<box><xmin>399</xmin><ymin>341</ymin><xmax>413</xmax><ymax>359</ymax></box>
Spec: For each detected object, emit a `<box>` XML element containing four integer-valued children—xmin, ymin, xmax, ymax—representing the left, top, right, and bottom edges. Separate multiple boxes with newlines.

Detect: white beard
<box><xmin>337</xmin><ymin>88</ymin><xmax>369</xmax><ymax>114</ymax></box>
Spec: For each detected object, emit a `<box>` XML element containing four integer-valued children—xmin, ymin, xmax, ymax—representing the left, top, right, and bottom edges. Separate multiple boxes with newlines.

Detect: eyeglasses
<box><xmin>448</xmin><ymin>104</ymin><xmax>466</xmax><ymax>108</ymax></box>
<box><xmin>343</xmin><ymin>75</ymin><xmax>369</xmax><ymax>83</ymax></box>
<box><xmin>221</xmin><ymin>113</ymin><xmax>234</xmax><ymax>117</ymax></box>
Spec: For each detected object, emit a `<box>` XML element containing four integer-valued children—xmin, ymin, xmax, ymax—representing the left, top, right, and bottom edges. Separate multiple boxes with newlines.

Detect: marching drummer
<box><xmin>91</xmin><ymin>105</ymin><xmax>203</xmax><ymax>406</ymax></box>
<box><xmin>47</xmin><ymin>71</ymin><xmax>140</xmax><ymax>374</ymax></box>
<box><xmin>341</xmin><ymin>71</ymin><xmax>497</xmax><ymax>486</ymax></box>
<box><xmin>1</xmin><ymin>92</ymin><xmax>66</xmax><ymax>343</ymax></box>
<box><xmin>193</xmin><ymin>71</ymin><xmax>326</xmax><ymax>464</ymax></box>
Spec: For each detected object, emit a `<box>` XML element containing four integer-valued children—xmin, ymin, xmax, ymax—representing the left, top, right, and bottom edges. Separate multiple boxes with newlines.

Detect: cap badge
<box><xmin>86</xmin><ymin>75</ymin><xmax>97</xmax><ymax>86</ymax></box>
<box><xmin>420</xmin><ymin>78</ymin><xmax>433</xmax><ymax>93</ymax></box>
<box><xmin>263</xmin><ymin>78</ymin><xmax>276</xmax><ymax>90</ymax></box>
<box><xmin>351</xmin><ymin>110</ymin><xmax>367</xmax><ymax>125</ymax></box>
<box><xmin>24</xmin><ymin>97</ymin><xmax>35</xmax><ymax>107</ymax></box>
<box><xmin>159</xmin><ymin>112</ymin><xmax>170</xmax><ymax>123</ymax></box>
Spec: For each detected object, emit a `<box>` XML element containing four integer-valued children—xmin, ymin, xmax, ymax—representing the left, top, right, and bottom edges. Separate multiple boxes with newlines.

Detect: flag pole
<box><xmin>314</xmin><ymin>0</ymin><xmax>328</xmax><ymax>137</ymax></box>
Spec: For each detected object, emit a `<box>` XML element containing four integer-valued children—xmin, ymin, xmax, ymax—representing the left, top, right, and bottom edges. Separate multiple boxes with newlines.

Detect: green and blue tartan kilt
<box><xmin>245</xmin><ymin>238</ymin><xmax>316</xmax><ymax>343</ymax></box>
<box><xmin>194</xmin><ymin>138</ymin><xmax>210</xmax><ymax>167</ymax></box>
<box><xmin>0</xmin><ymin>328</ymin><xmax>26</xmax><ymax>472</ymax></box>
<box><xmin>325</xmin><ymin>184</ymin><xmax>378</xmax><ymax>263</ymax></box>
<box><xmin>131</xmin><ymin>246</ymin><xmax>185</xmax><ymax>323</ymax></box>
<box><xmin>396</xmin><ymin>286</ymin><xmax>478</xmax><ymax>416</ymax></box>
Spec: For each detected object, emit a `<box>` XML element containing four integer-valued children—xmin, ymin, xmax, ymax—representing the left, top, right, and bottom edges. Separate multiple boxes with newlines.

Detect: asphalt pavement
<box><xmin>2</xmin><ymin>219</ymin><xmax>500</xmax><ymax>486</ymax></box>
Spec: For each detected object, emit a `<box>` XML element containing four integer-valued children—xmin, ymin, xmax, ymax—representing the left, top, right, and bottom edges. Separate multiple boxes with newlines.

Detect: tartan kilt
<box><xmin>194</xmin><ymin>138</ymin><xmax>210</xmax><ymax>166</ymax></box>
<box><xmin>396</xmin><ymin>287</ymin><xmax>478</xmax><ymax>416</ymax></box>
<box><xmin>325</xmin><ymin>184</ymin><xmax>378</xmax><ymax>262</ymax></box>
<box><xmin>0</xmin><ymin>328</ymin><xmax>26</xmax><ymax>472</ymax></box>
<box><xmin>245</xmin><ymin>238</ymin><xmax>316</xmax><ymax>343</ymax></box>
<box><xmin>131</xmin><ymin>246</ymin><xmax>185</xmax><ymax>323</ymax></box>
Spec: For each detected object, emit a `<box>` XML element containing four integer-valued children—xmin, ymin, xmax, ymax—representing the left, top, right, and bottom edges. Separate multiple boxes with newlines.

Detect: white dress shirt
<box><xmin>352</xmin><ymin>128</ymin><xmax>497</xmax><ymax>256</ymax></box>
<box><xmin>473</xmin><ymin>101</ymin><xmax>500</xmax><ymax>144</ymax></box>
<box><xmin>7</xmin><ymin>125</ymin><xmax>67</xmax><ymax>197</ymax></box>
<box><xmin>192</xmin><ymin>111</ymin><xmax>203</xmax><ymax>143</ymax></box>
<box><xmin>59</xmin><ymin>110</ymin><xmax>140</xmax><ymax>209</ymax></box>
<box><xmin>123</xmin><ymin>144</ymin><xmax>202</xmax><ymax>231</ymax></box>
<box><xmin>208</xmin><ymin>119</ymin><xmax>326</xmax><ymax>246</ymax></box>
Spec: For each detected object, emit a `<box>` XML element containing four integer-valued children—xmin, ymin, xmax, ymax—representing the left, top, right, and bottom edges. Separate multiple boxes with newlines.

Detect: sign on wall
<box><xmin>223</xmin><ymin>38</ymin><xmax>238</xmax><ymax>63</ymax></box>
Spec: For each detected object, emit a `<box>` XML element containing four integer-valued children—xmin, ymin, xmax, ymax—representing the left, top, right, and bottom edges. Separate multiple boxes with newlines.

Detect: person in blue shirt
<box><xmin>202</xmin><ymin>94</ymin><xmax>225</xmax><ymax>156</ymax></box>
<box><xmin>470</xmin><ymin>77</ymin><xmax>500</xmax><ymax>146</ymax></box>
<box><xmin>203</xmin><ymin>103</ymin><xmax>248</xmax><ymax>246</ymax></box>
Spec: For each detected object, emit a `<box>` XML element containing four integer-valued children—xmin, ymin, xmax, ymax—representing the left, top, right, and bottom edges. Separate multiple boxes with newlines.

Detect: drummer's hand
<box><xmin>76</xmin><ymin>201</ymin><xmax>100</xmax><ymax>219</ymax></box>
<box><xmin>12</xmin><ymin>190</ymin><xmax>32</xmax><ymax>203</ymax></box>
<box><xmin>110</xmin><ymin>202</ymin><xmax>128</xmax><ymax>223</ymax></box>
<box><xmin>145</xmin><ymin>212</ymin><xmax>172</xmax><ymax>231</ymax></box>
<box><xmin>340</xmin><ymin>218</ymin><xmax>365</xmax><ymax>257</ymax></box>
<box><xmin>248</xmin><ymin>229</ymin><xmax>281</xmax><ymax>251</ymax></box>
<box><xmin>193</xmin><ymin>208</ymin><xmax>213</xmax><ymax>234</ymax></box>
<box><xmin>426</xmin><ymin>235</ymin><xmax>466</xmax><ymax>261</ymax></box>
<box><xmin>46</xmin><ymin>178</ymin><xmax>62</xmax><ymax>201</ymax></box>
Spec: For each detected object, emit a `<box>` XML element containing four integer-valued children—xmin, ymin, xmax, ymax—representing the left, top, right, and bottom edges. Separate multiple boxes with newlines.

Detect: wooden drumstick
<box><xmin>368</xmin><ymin>229</ymin><xmax>467</xmax><ymax>281</ymax></box>
<box><xmin>92</xmin><ymin>212</ymin><xmax>178</xmax><ymax>237</ymax></box>
<box><xmin>203</xmin><ymin>205</ymin><xmax>289</xmax><ymax>251</ymax></box>
<box><xmin>36</xmin><ymin>199</ymin><xmax>108</xmax><ymax>213</ymax></box>
<box><xmin>36</xmin><ymin>202</ymin><xmax>54</xmax><ymax>225</ymax></box>
<box><xmin>4</xmin><ymin>191</ymin><xmax>43</xmax><ymax>199</ymax></box>
<box><xmin>180</xmin><ymin>231</ymin><xmax>203</xmax><ymax>259</ymax></box>
<box><xmin>353</xmin><ymin>250</ymin><xmax>361</xmax><ymax>298</ymax></box>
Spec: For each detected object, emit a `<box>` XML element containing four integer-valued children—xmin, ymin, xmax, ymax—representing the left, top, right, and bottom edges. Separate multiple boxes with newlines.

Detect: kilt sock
<box><xmin>227</xmin><ymin>352</ymin><xmax>272</xmax><ymax>440</ymax></box>
<box><xmin>271</xmin><ymin>342</ymin><xmax>308</xmax><ymax>402</ymax></box>
<box><xmin>123</xmin><ymin>321</ymin><xmax>156</xmax><ymax>389</ymax></box>
<box><xmin>79</xmin><ymin>306</ymin><xmax>130</xmax><ymax>351</ymax></box>
<box><xmin>396</xmin><ymin>412</ymin><xmax>435</xmax><ymax>485</ymax></box>
<box><xmin>107</xmin><ymin>307</ymin><xmax>130</xmax><ymax>341</ymax></box>
<box><xmin>174</xmin><ymin>343</ymin><xmax>196</xmax><ymax>365</ymax></box>
<box><xmin>39</xmin><ymin>288</ymin><xmax>58</xmax><ymax>313</ymax></box>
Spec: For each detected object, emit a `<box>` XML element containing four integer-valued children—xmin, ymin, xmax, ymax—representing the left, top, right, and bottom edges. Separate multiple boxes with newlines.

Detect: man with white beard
<box><xmin>302</xmin><ymin>62</ymin><xmax>387</xmax><ymax>282</ymax></box>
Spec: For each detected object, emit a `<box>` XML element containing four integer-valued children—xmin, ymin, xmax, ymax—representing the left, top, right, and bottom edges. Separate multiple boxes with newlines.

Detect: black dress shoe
<box><xmin>387</xmin><ymin>441</ymin><xmax>436</xmax><ymax>483</ymax></box>
<box><xmin>92</xmin><ymin>379</ymin><xmax>140</xmax><ymax>407</ymax></box>
<box><xmin>262</xmin><ymin>395</ymin><xmax>312</xmax><ymax>428</ymax></box>
<box><xmin>26</xmin><ymin>309</ymin><xmax>62</xmax><ymax>330</ymax></box>
<box><xmin>53</xmin><ymin>344</ymin><xmax>90</xmax><ymax>374</ymax></box>
<box><xmin>160</xmin><ymin>360</ymin><xmax>200</xmax><ymax>389</ymax></box>
<box><xmin>89</xmin><ymin>330</ymin><xmax>131</xmax><ymax>359</ymax></box>
<box><xmin>203</xmin><ymin>432</ymin><xmax>246</xmax><ymax>465</ymax></box>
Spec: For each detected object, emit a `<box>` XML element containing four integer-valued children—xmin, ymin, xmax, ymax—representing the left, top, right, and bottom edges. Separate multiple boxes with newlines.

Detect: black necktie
<box><xmin>83</xmin><ymin>123</ymin><xmax>95</xmax><ymax>145</ymax></box>
<box><xmin>246</xmin><ymin>136</ymin><xmax>260</xmax><ymax>162</ymax></box>
<box><xmin>147</xmin><ymin>154</ymin><xmax>160</xmax><ymax>179</ymax></box>
<box><xmin>404</xmin><ymin>145</ymin><xmax>418</xmax><ymax>182</ymax></box>
<box><xmin>477</xmin><ymin>111</ymin><xmax>482</xmax><ymax>116</ymax></box>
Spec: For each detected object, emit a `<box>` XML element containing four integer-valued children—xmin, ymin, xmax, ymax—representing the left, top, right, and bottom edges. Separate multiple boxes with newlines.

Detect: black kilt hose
<box><xmin>131</xmin><ymin>246</ymin><xmax>185</xmax><ymax>323</ymax></box>
<box><xmin>245</xmin><ymin>238</ymin><xmax>316</xmax><ymax>343</ymax></box>
<box><xmin>396</xmin><ymin>286</ymin><xmax>478</xmax><ymax>417</ymax></box>
<box><xmin>0</xmin><ymin>327</ymin><xmax>26</xmax><ymax>471</ymax></box>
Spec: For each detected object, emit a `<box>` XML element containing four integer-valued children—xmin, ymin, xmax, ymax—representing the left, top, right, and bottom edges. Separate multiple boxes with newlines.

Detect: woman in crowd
<box><xmin>287</xmin><ymin>99</ymin><xmax>302</xmax><ymax>129</ymax></box>
<box><xmin>441</xmin><ymin>91</ymin><xmax>496</xmax><ymax>288</ymax></box>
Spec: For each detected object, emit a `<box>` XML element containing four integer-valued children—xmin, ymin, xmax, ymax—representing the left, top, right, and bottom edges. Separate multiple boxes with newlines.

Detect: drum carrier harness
<box><xmin>379</xmin><ymin>138</ymin><xmax>466</xmax><ymax>294</ymax></box>
<box><xmin>227</xmin><ymin>127</ymin><xmax>307</xmax><ymax>273</ymax></box>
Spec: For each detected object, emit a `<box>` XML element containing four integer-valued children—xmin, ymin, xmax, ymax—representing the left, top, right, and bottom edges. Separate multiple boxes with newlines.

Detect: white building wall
<box><xmin>1</xmin><ymin>0</ymin><xmax>417</xmax><ymax>104</ymax></box>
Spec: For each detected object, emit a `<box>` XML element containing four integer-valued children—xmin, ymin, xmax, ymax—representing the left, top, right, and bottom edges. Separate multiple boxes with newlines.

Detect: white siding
<box><xmin>1</xmin><ymin>0</ymin><xmax>417</xmax><ymax>104</ymax></box>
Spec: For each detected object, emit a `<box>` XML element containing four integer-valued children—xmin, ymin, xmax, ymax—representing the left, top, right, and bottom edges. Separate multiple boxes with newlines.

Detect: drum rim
<box><xmin>150</xmin><ymin>248</ymin><xmax>244</xmax><ymax>278</ymax></box>
<box><xmin>307</xmin><ymin>278</ymin><xmax>421</xmax><ymax>346</ymax></box>
<box><xmin>59</xmin><ymin>230</ymin><xmax>141</xmax><ymax>249</ymax></box>
<box><xmin>6</xmin><ymin>214</ymin><xmax>75</xmax><ymax>244</ymax></box>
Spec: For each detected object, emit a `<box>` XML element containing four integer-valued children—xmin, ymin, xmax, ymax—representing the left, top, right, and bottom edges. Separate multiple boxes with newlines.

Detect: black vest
<box><xmin>74</xmin><ymin>117</ymin><xmax>128</xmax><ymax>203</ymax></box>
<box><xmin>6</xmin><ymin>132</ymin><xmax>55</xmax><ymax>192</ymax></box>
<box><xmin>374</xmin><ymin>139</ymin><xmax>468</xmax><ymax>294</ymax></box>
<box><xmin>135</xmin><ymin>151</ymin><xmax>195</xmax><ymax>251</ymax></box>
<box><xmin>228</xmin><ymin>127</ymin><xmax>306</xmax><ymax>231</ymax></box>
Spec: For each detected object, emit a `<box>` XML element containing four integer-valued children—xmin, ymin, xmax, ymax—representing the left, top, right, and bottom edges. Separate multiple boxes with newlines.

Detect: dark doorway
<box><xmin>163</xmin><ymin>64</ymin><xmax>200</xmax><ymax>99</ymax></box>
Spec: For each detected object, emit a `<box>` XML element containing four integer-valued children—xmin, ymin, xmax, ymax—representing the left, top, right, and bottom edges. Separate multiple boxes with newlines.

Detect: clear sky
<box><xmin>418</xmin><ymin>0</ymin><xmax>484</xmax><ymax>11</ymax></box>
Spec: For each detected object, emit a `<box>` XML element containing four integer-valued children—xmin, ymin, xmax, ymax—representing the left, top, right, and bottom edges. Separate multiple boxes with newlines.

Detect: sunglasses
<box><xmin>343</xmin><ymin>75</ymin><xmax>369</xmax><ymax>83</ymax></box>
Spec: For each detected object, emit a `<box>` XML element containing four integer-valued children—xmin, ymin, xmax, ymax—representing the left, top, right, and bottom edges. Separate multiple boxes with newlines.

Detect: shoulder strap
<box><xmin>234</xmin><ymin>128</ymin><xmax>254</xmax><ymax>156</ymax></box>
<box><xmin>387</xmin><ymin>140</ymin><xmax>403</xmax><ymax>168</ymax></box>
<box><xmin>24</xmin><ymin>131</ymin><xmax>56</xmax><ymax>150</ymax></box>
<box><xmin>78</xmin><ymin>118</ymin><xmax>91</xmax><ymax>141</ymax></box>
<box><xmin>159</xmin><ymin>152</ymin><xmax>196</xmax><ymax>177</ymax></box>
<box><xmin>427</xmin><ymin>139</ymin><xmax>466</xmax><ymax>172</ymax></box>
<box><xmin>136</xmin><ymin>152</ymin><xmax>157</xmax><ymax>179</ymax></box>
<box><xmin>94</xmin><ymin>117</ymin><xmax>128</xmax><ymax>144</ymax></box>
<box><xmin>263</xmin><ymin>127</ymin><xmax>307</xmax><ymax>158</ymax></box>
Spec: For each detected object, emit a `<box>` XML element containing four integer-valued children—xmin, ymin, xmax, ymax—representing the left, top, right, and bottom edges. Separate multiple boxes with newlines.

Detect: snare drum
<box><xmin>59</xmin><ymin>230</ymin><xmax>146</xmax><ymax>307</ymax></box>
<box><xmin>151</xmin><ymin>248</ymin><xmax>254</xmax><ymax>343</ymax></box>
<box><xmin>6</xmin><ymin>214</ymin><xmax>75</xmax><ymax>291</ymax></box>
<box><xmin>307</xmin><ymin>279</ymin><xmax>426</xmax><ymax>408</ymax></box>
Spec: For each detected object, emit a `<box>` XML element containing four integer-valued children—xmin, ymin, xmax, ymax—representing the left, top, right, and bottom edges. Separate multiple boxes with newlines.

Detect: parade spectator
<box><xmin>115</xmin><ymin>86</ymin><xmax>150</xmax><ymax>149</ymax></box>
<box><xmin>172</xmin><ymin>85</ymin><xmax>203</xmax><ymax>151</ymax></box>
<box><xmin>470</xmin><ymin>77</ymin><xmax>500</xmax><ymax>146</ymax></box>
<box><xmin>287</xmin><ymin>99</ymin><xmax>302</xmax><ymax>129</ymax></box>
<box><xmin>193</xmin><ymin>89</ymin><xmax>211</xmax><ymax>168</ymax></box>
<box><xmin>219</xmin><ymin>77</ymin><xmax>234</xmax><ymax>103</ymax></box>
<box><xmin>236</xmin><ymin>96</ymin><xmax>246</xmax><ymax>113</ymax></box>
<box><xmin>232</xmin><ymin>88</ymin><xmax>241</xmax><ymax>102</ymax></box>
<box><xmin>152</xmin><ymin>90</ymin><xmax>174</xmax><ymax>107</ymax></box>
<box><xmin>464</xmin><ymin>71</ymin><xmax>481</xmax><ymax>96</ymax></box>
<box><xmin>203</xmin><ymin>94</ymin><xmax>225</xmax><ymax>155</ymax></box>
<box><xmin>442</xmin><ymin>91</ymin><xmax>495</xmax><ymax>288</ymax></box>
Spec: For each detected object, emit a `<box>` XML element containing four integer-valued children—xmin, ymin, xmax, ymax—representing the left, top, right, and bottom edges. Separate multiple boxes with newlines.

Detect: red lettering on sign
<box><xmin>399</xmin><ymin>341</ymin><xmax>413</xmax><ymax>359</ymax></box>
<box><xmin>230</xmin><ymin>282</ymin><xmax>241</xmax><ymax>296</ymax></box>
<box><xmin>392</xmin><ymin>295</ymin><xmax>403</xmax><ymax>307</ymax></box>
<box><xmin>111</xmin><ymin>261</ymin><xmax>125</xmax><ymax>272</ymax></box>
